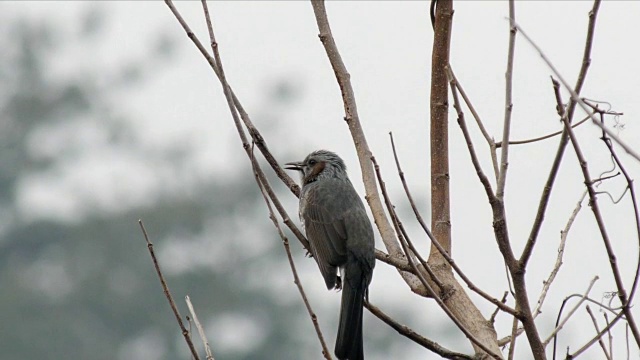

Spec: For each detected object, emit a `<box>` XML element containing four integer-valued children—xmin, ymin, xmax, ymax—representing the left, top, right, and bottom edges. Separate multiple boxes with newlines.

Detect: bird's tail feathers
<box><xmin>335</xmin><ymin>261</ymin><xmax>367</xmax><ymax>360</ymax></box>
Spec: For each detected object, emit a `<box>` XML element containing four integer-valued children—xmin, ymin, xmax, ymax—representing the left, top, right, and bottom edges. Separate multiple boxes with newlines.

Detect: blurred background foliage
<box><xmin>0</xmin><ymin>5</ymin><xmax>305</xmax><ymax>360</ymax></box>
<box><xmin>0</xmin><ymin>4</ymin><xmax>424</xmax><ymax>360</ymax></box>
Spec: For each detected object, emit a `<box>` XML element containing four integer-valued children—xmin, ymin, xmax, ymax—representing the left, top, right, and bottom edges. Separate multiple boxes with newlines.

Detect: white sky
<box><xmin>9</xmin><ymin>1</ymin><xmax>640</xmax><ymax>359</ymax></box>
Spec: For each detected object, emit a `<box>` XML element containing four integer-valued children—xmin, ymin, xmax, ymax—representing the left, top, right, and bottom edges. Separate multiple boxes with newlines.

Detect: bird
<box><xmin>285</xmin><ymin>150</ymin><xmax>375</xmax><ymax>360</ymax></box>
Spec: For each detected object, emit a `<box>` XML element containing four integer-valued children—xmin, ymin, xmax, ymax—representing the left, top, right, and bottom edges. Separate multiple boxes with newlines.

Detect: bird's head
<box><xmin>285</xmin><ymin>150</ymin><xmax>347</xmax><ymax>185</ymax></box>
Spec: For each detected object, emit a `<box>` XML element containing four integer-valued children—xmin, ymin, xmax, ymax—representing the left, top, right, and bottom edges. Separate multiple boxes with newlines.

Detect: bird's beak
<box><xmin>284</xmin><ymin>161</ymin><xmax>303</xmax><ymax>171</ymax></box>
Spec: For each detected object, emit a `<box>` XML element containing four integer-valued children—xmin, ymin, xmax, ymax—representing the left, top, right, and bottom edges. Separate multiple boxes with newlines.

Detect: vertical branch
<box><xmin>497</xmin><ymin>0</ymin><xmax>516</xmax><ymax>199</ymax></box>
<box><xmin>429</xmin><ymin>0</ymin><xmax>453</xmax><ymax>264</ymax></box>
<box><xmin>507</xmin><ymin>317</ymin><xmax>519</xmax><ymax>360</ymax></box>
<box><xmin>185</xmin><ymin>296</ymin><xmax>216</xmax><ymax>360</ymax></box>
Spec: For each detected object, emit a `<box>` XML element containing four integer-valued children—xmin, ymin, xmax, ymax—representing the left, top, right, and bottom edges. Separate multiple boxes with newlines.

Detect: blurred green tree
<box><xmin>0</xmin><ymin>5</ymin><xmax>315</xmax><ymax>360</ymax></box>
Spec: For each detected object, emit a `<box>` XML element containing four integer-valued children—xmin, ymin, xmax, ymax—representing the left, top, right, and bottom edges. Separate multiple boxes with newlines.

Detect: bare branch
<box><xmin>507</xmin><ymin>317</ymin><xmax>519</xmax><ymax>360</ymax></box>
<box><xmin>429</xmin><ymin>0</ymin><xmax>454</xmax><ymax>261</ymax></box>
<box><xmin>249</xmin><ymin>147</ymin><xmax>333</xmax><ymax>360</ymax></box>
<box><xmin>364</xmin><ymin>301</ymin><xmax>473</xmax><ymax>360</ymax></box>
<box><xmin>533</xmin><ymin>191</ymin><xmax>587</xmax><ymax>318</ymax></box>
<box><xmin>545</xmin><ymin>276</ymin><xmax>599</xmax><ymax>346</ymax></box>
<box><xmin>165</xmin><ymin>0</ymin><xmax>301</xmax><ymax>197</ymax></box>
<box><xmin>605</xmin><ymin>313</ymin><xmax>614</xmax><ymax>360</ymax></box>
<box><xmin>513</xmin><ymin>6</ymin><xmax>640</xmax><ymax>162</ymax></box>
<box><xmin>447</xmin><ymin>67</ymin><xmax>496</xmax><ymax>200</ymax></box>
<box><xmin>185</xmin><ymin>296</ymin><xmax>215</xmax><ymax>360</ymax></box>
<box><xmin>566</xmin><ymin>311</ymin><xmax>626</xmax><ymax>359</ymax></box>
<box><xmin>490</xmin><ymin>292</ymin><xmax>510</xmax><ymax>325</ymax></box>
<box><xmin>449</xmin><ymin>68</ymin><xmax>500</xmax><ymax>181</ymax></box>
<box><xmin>371</xmin><ymin>155</ymin><xmax>443</xmax><ymax>293</ymax></box>
<box><xmin>604</xmin><ymin>313</ymin><xmax>614</xmax><ymax>360</ymax></box>
<box><xmin>448</xmin><ymin>68</ymin><xmax>499</xmax><ymax>180</ymax></box>
<box><xmin>138</xmin><ymin>220</ymin><xmax>201</xmax><ymax>360</ymax></box>
<box><xmin>371</xmin><ymin>155</ymin><xmax>503</xmax><ymax>359</ymax></box>
<box><xmin>390</xmin><ymin>132</ymin><xmax>517</xmax><ymax>316</ymax></box>
<box><xmin>586</xmin><ymin>103</ymin><xmax>640</xmax><ymax>317</ymax></box>
<box><xmin>165</xmin><ymin>0</ymin><xmax>311</xmax><ymax>252</ymax></box>
<box><xmin>496</xmin><ymin>114</ymin><xmax>592</xmax><ymax>148</ymax></box>
<box><xmin>497</xmin><ymin>0</ymin><xmax>517</xmax><ymax>200</ymax></box>
<box><xmin>450</xmin><ymin>72</ymin><xmax>541</xmax><ymax>350</ymax></box>
<box><xmin>585</xmin><ymin>305</ymin><xmax>612</xmax><ymax>360</ymax></box>
<box><xmin>553</xmin><ymin>76</ymin><xmax>640</xmax><ymax>345</ymax></box>
<box><xmin>519</xmin><ymin>0</ymin><xmax>602</xmax><ymax>268</ymax></box>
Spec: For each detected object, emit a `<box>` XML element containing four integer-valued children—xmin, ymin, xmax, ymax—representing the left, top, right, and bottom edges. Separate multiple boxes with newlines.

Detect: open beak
<box><xmin>284</xmin><ymin>161</ymin><xmax>303</xmax><ymax>171</ymax></box>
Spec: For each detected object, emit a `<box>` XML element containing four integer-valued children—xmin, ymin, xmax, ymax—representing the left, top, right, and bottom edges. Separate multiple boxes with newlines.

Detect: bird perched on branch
<box><xmin>286</xmin><ymin>150</ymin><xmax>375</xmax><ymax>360</ymax></box>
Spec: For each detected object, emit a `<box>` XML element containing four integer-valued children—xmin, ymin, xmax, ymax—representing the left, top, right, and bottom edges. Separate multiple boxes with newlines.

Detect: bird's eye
<box><xmin>308</xmin><ymin>159</ymin><xmax>317</xmax><ymax>166</ymax></box>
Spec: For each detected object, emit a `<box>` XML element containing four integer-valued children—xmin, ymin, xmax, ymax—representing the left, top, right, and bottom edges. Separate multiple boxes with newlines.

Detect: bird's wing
<box><xmin>302</xmin><ymin>182</ymin><xmax>349</xmax><ymax>289</ymax></box>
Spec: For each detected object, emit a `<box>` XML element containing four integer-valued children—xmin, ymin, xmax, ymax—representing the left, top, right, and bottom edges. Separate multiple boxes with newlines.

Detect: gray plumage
<box><xmin>286</xmin><ymin>150</ymin><xmax>375</xmax><ymax>360</ymax></box>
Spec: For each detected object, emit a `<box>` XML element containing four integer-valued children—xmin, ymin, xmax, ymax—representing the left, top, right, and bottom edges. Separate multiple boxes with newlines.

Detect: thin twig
<box><xmin>497</xmin><ymin>0</ymin><xmax>517</xmax><ymax>200</ymax></box>
<box><xmin>519</xmin><ymin>0</ymin><xmax>602</xmax><ymax>269</ymax></box>
<box><xmin>586</xmin><ymin>305</ymin><xmax>612</xmax><ymax>360</ymax></box>
<box><xmin>364</xmin><ymin>301</ymin><xmax>473</xmax><ymax>360</ymax></box>
<box><xmin>138</xmin><ymin>220</ymin><xmax>201</xmax><ymax>360</ymax></box>
<box><xmin>371</xmin><ymin>155</ymin><xmax>502</xmax><ymax>359</ymax></box>
<box><xmin>249</xmin><ymin>147</ymin><xmax>332</xmax><ymax>360</ymax></box>
<box><xmin>165</xmin><ymin>0</ymin><xmax>300</xmax><ymax>197</ymax></box>
<box><xmin>533</xmin><ymin>191</ymin><xmax>587</xmax><ymax>318</ymax></box>
<box><xmin>495</xmin><ymin>114</ymin><xmax>592</xmax><ymax>147</ymax></box>
<box><xmin>544</xmin><ymin>276</ymin><xmax>599</xmax><ymax>346</ymax></box>
<box><xmin>185</xmin><ymin>296</ymin><xmax>215</xmax><ymax>360</ymax></box>
<box><xmin>604</xmin><ymin>312</ymin><xmax>614</xmax><ymax>360</ymax></box>
<box><xmin>166</xmin><ymin>0</ymin><xmax>311</xmax><ymax>251</ymax></box>
<box><xmin>390</xmin><ymin>132</ymin><xmax>517</xmax><ymax>316</ymax></box>
<box><xmin>451</xmin><ymin>48</ymin><xmax>542</xmax><ymax>360</ymax></box>
<box><xmin>371</xmin><ymin>155</ymin><xmax>444</xmax><ymax>293</ymax></box>
<box><xmin>513</xmin><ymin>8</ymin><xmax>640</xmax><ymax>162</ymax></box>
<box><xmin>566</xmin><ymin>311</ymin><xmax>625</xmax><ymax>359</ymax></box>
<box><xmin>500</xmin><ymin>294</ymin><xmax>622</xmax><ymax>348</ymax></box>
<box><xmin>489</xmin><ymin>291</ymin><xmax>509</xmax><ymax>325</ymax></box>
<box><xmin>450</xmin><ymin>69</ymin><xmax>539</xmax><ymax>345</ymax></box>
<box><xmin>626</xmin><ymin>324</ymin><xmax>630</xmax><ymax>360</ymax></box>
<box><xmin>507</xmin><ymin>316</ymin><xmax>519</xmax><ymax>360</ymax></box>
<box><xmin>554</xmin><ymin>76</ymin><xmax>640</xmax><ymax>345</ymax></box>
<box><xmin>588</xmin><ymin>103</ymin><xmax>640</xmax><ymax>330</ymax></box>
<box><xmin>447</xmin><ymin>67</ymin><xmax>496</xmax><ymax>200</ymax></box>
<box><xmin>448</xmin><ymin>68</ymin><xmax>499</xmax><ymax>179</ymax></box>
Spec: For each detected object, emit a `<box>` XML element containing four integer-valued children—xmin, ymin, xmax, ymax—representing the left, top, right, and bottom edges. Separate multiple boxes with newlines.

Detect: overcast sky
<box><xmin>10</xmin><ymin>1</ymin><xmax>640</xmax><ymax>359</ymax></box>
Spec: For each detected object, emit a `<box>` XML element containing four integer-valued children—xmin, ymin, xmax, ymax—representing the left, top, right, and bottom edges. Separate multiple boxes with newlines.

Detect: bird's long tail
<box><xmin>335</xmin><ymin>258</ymin><xmax>367</xmax><ymax>360</ymax></box>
